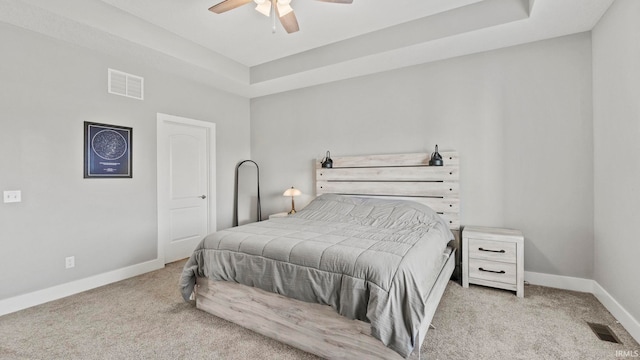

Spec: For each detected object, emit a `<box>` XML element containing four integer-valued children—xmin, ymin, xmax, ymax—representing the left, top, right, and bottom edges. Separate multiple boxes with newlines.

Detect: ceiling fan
<box><xmin>209</xmin><ymin>0</ymin><xmax>353</xmax><ymax>34</ymax></box>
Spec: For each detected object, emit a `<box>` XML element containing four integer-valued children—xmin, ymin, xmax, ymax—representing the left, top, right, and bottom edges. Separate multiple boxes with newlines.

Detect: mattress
<box><xmin>180</xmin><ymin>194</ymin><xmax>453</xmax><ymax>357</ymax></box>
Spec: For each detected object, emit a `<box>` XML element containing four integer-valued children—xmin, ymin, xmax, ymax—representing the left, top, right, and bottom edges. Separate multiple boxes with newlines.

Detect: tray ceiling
<box><xmin>0</xmin><ymin>0</ymin><xmax>614</xmax><ymax>97</ymax></box>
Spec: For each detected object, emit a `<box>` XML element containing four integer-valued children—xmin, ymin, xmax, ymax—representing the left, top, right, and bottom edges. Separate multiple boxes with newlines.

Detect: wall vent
<box><xmin>108</xmin><ymin>68</ymin><xmax>144</xmax><ymax>100</ymax></box>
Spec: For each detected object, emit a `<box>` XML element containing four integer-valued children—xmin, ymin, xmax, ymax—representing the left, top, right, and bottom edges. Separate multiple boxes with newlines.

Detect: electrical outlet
<box><xmin>3</xmin><ymin>190</ymin><xmax>21</xmax><ymax>203</ymax></box>
<box><xmin>65</xmin><ymin>256</ymin><xmax>75</xmax><ymax>269</ymax></box>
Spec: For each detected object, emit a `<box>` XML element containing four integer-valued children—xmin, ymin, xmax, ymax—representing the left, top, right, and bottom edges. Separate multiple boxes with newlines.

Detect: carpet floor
<box><xmin>1</xmin><ymin>260</ymin><xmax>638</xmax><ymax>360</ymax></box>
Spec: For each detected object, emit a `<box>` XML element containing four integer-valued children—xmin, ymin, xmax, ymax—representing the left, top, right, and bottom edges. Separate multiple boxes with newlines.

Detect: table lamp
<box><xmin>283</xmin><ymin>186</ymin><xmax>301</xmax><ymax>214</ymax></box>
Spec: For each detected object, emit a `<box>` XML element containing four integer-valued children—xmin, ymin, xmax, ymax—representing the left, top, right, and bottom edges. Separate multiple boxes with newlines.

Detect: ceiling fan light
<box><xmin>255</xmin><ymin>1</ymin><xmax>271</xmax><ymax>17</ymax></box>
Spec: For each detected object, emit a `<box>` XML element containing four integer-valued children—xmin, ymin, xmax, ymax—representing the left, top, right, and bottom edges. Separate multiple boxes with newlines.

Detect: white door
<box><xmin>157</xmin><ymin>113</ymin><xmax>216</xmax><ymax>264</ymax></box>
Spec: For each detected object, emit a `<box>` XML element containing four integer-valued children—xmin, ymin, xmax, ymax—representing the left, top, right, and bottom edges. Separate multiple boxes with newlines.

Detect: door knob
<box><xmin>200</xmin><ymin>195</ymin><xmax>207</xmax><ymax>199</ymax></box>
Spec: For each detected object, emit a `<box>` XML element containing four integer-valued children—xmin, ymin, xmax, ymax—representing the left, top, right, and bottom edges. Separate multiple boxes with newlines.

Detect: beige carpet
<box><xmin>1</xmin><ymin>260</ymin><xmax>638</xmax><ymax>360</ymax></box>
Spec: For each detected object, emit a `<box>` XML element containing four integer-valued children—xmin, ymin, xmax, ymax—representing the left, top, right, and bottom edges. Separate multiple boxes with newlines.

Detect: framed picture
<box><xmin>84</xmin><ymin>122</ymin><xmax>132</xmax><ymax>178</ymax></box>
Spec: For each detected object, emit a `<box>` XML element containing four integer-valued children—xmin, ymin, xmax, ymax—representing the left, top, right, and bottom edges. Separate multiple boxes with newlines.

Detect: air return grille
<box><xmin>108</xmin><ymin>68</ymin><xmax>144</xmax><ymax>100</ymax></box>
<box><xmin>587</xmin><ymin>322</ymin><xmax>621</xmax><ymax>344</ymax></box>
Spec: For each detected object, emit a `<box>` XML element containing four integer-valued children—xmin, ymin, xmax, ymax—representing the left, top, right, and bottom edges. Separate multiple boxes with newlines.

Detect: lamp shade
<box><xmin>283</xmin><ymin>187</ymin><xmax>301</xmax><ymax>197</ymax></box>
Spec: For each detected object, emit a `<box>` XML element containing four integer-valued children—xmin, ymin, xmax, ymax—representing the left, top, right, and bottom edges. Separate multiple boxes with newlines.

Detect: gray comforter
<box><xmin>180</xmin><ymin>194</ymin><xmax>453</xmax><ymax>358</ymax></box>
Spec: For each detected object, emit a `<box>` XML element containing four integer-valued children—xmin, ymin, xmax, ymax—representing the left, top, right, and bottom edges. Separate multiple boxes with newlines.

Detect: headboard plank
<box><xmin>316</xmin><ymin>152</ymin><xmax>459</xmax><ymax>168</ymax></box>
<box><xmin>316</xmin><ymin>181</ymin><xmax>459</xmax><ymax>198</ymax></box>
<box><xmin>317</xmin><ymin>166</ymin><xmax>458</xmax><ymax>182</ymax></box>
<box><xmin>439</xmin><ymin>215</ymin><xmax>460</xmax><ymax>230</ymax></box>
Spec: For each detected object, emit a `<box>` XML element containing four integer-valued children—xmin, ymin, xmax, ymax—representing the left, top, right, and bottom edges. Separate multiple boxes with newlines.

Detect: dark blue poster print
<box><xmin>84</xmin><ymin>122</ymin><xmax>132</xmax><ymax>178</ymax></box>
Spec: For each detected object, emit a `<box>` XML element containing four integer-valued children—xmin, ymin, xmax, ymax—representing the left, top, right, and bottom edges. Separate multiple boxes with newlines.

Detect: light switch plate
<box><xmin>3</xmin><ymin>190</ymin><xmax>21</xmax><ymax>203</ymax></box>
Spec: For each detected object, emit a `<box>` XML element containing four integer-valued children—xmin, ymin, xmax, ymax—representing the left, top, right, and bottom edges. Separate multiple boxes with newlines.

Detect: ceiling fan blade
<box><xmin>278</xmin><ymin>8</ymin><xmax>300</xmax><ymax>33</ymax></box>
<box><xmin>315</xmin><ymin>0</ymin><xmax>353</xmax><ymax>3</ymax></box>
<box><xmin>209</xmin><ymin>0</ymin><xmax>253</xmax><ymax>14</ymax></box>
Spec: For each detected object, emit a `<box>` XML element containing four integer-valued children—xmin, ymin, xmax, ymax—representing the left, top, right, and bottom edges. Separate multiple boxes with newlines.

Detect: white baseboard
<box><xmin>524</xmin><ymin>271</ymin><xmax>595</xmax><ymax>293</ymax></box>
<box><xmin>0</xmin><ymin>258</ymin><xmax>164</xmax><ymax>317</ymax></box>
<box><xmin>593</xmin><ymin>282</ymin><xmax>640</xmax><ymax>344</ymax></box>
<box><xmin>525</xmin><ymin>271</ymin><xmax>640</xmax><ymax>344</ymax></box>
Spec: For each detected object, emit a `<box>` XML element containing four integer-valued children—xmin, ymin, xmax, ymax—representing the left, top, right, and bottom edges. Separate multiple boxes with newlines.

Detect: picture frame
<box><xmin>84</xmin><ymin>121</ymin><xmax>132</xmax><ymax>178</ymax></box>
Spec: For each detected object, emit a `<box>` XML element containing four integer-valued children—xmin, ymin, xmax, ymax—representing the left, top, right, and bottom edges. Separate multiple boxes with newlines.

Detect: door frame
<box><xmin>157</xmin><ymin>113</ymin><xmax>217</xmax><ymax>264</ymax></box>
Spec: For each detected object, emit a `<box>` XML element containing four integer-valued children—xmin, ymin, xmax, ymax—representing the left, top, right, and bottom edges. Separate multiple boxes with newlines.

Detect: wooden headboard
<box><xmin>315</xmin><ymin>151</ymin><xmax>461</xmax><ymax>280</ymax></box>
<box><xmin>316</xmin><ymin>151</ymin><xmax>459</xmax><ymax>229</ymax></box>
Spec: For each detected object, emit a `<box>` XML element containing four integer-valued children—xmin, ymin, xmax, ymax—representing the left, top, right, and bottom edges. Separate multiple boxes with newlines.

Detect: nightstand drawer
<box><xmin>468</xmin><ymin>258</ymin><xmax>516</xmax><ymax>285</ymax></box>
<box><xmin>468</xmin><ymin>238</ymin><xmax>516</xmax><ymax>263</ymax></box>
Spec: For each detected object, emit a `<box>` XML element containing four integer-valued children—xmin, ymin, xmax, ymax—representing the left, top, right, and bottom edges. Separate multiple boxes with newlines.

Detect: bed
<box><xmin>180</xmin><ymin>151</ymin><xmax>460</xmax><ymax>359</ymax></box>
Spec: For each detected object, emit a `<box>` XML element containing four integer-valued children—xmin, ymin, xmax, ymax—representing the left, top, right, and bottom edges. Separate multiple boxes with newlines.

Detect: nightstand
<box><xmin>269</xmin><ymin>212</ymin><xmax>289</xmax><ymax>219</ymax></box>
<box><xmin>462</xmin><ymin>226</ymin><xmax>524</xmax><ymax>297</ymax></box>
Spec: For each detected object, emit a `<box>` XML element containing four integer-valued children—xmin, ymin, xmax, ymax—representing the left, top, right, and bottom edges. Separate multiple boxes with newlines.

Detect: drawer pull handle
<box><xmin>478</xmin><ymin>247</ymin><xmax>505</xmax><ymax>253</ymax></box>
<box><xmin>479</xmin><ymin>268</ymin><xmax>506</xmax><ymax>274</ymax></box>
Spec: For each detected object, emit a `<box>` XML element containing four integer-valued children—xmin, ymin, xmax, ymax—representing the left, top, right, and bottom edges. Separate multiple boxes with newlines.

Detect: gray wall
<box><xmin>0</xmin><ymin>23</ymin><xmax>250</xmax><ymax>299</ymax></box>
<box><xmin>251</xmin><ymin>33</ymin><xmax>594</xmax><ymax>278</ymax></box>
<box><xmin>593</xmin><ymin>0</ymin><xmax>640</xmax><ymax>324</ymax></box>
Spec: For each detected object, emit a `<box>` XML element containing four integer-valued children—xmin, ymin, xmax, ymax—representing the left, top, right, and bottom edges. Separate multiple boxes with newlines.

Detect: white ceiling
<box><xmin>99</xmin><ymin>0</ymin><xmax>484</xmax><ymax>67</ymax></box>
<box><xmin>0</xmin><ymin>0</ymin><xmax>614</xmax><ymax>98</ymax></box>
